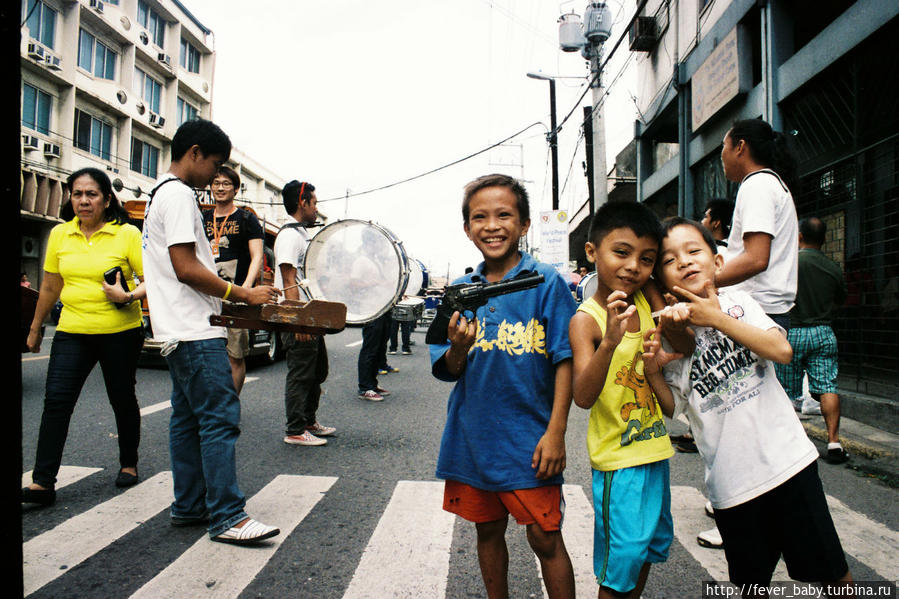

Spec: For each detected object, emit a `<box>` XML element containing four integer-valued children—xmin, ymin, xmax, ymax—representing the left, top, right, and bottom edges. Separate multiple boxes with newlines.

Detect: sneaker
<box><xmin>704</xmin><ymin>501</ymin><xmax>714</xmax><ymax>518</ymax></box>
<box><xmin>800</xmin><ymin>397</ymin><xmax>822</xmax><ymax>415</ymax></box>
<box><xmin>402</xmin><ymin>349</ymin><xmax>412</xmax><ymax>355</ymax></box>
<box><xmin>306</xmin><ymin>422</ymin><xmax>336</xmax><ymax>437</ymax></box>
<box><xmin>284</xmin><ymin>430</ymin><xmax>327</xmax><ymax>446</ymax></box>
<box><xmin>212</xmin><ymin>518</ymin><xmax>280</xmax><ymax>545</ymax></box>
<box><xmin>791</xmin><ymin>398</ymin><xmax>803</xmax><ymax>412</ymax></box>
<box><xmin>375</xmin><ymin>386</ymin><xmax>391</xmax><ymax>396</ymax></box>
<box><xmin>676</xmin><ymin>438</ymin><xmax>698</xmax><ymax>453</ymax></box>
<box><xmin>359</xmin><ymin>390</ymin><xmax>384</xmax><ymax>402</ymax></box>
<box><xmin>824</xmin><ymin>447</ymin><xmax>850</xmax><ymax>464</ymax></box>
<box><xmin>387</xmin><ymin>349</ymin><xmax>397</xmax><ymax>355</ymax></box>
<box><xmin>378</xmin><ymin>365</ymin><xmax>399</xmax><ymax>374</ymax></box>
<box><xmin>697</xmin><ymin>526</ymin><xmax>723</xmax><ymax>549</ymax></box>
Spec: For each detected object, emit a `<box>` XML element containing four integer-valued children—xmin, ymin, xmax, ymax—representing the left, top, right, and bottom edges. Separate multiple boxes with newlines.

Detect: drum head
<box><xmin>304</xmin><ymin>219</ymin><xmax>408</xmax><ymax>324</ymax></box>
<box><xmin>576</xmin><ymin>271</ymin><xmax>598</xmax><ymax>303</ymax></box>
<box><xmin>407</xmin><ymin>259</ymin><xmax>424</xmax><ymax>297</ymax></box>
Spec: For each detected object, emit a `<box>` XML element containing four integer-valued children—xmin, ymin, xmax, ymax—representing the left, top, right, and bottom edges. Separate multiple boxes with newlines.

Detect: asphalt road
<box><xmin>20</xmin><ymin>325</ymin><xmax>899</xmax><ymax>598</ymax></box>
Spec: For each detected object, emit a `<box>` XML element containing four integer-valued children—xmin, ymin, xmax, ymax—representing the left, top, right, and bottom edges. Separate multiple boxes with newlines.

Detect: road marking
<box><xmin>535</xmin><ymin>484</ymin><xmax>599</xmax><ymax>598</ymax></box>
<box><xmin>22</xmin><ymin>354</ymin><xmax>50</xmax><ymax>362</ymax></box>
<box><xmin>24</xmin><ymin>471</ymin><xmax>174</xmax><ymax>596</ymax></box>
<box><xmin>825</xmin><ymin>494</ymin><xmax>899</xmax><ymax>580</ymax></box>
<box><xmin>140</xmin><ymin>400</ymin><xmax>171</xmax><ymax>416</ymax></box>
<box><xmin>22</xmin><ymin>465</ymin><xmax>102</xmax><ymax>489</ymax></box>
<box><xmin>130</xmin><ymin>474</ymin><xmax>336</xmax><ymax>599</ymax></box>
<box><xmin>245</xmin><ymin>376</ymin><xmax>259</xmax><ymax>383</ymax></box>
<box><xmin>345</xmin><ymin>340</ymin><xmax>363</xmax><ymax>347</ymax></box>
<box><xmin>343</xmin><ymin>480</ymin><xmax>456</xmax><ymax>599</ymax></box>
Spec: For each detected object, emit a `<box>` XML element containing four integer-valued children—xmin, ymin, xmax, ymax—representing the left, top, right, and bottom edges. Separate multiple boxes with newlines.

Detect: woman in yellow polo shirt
<box><xmin>23</xmin><ymin>168</ymin><xmax>146</xmax><ymax>507</ymax></box>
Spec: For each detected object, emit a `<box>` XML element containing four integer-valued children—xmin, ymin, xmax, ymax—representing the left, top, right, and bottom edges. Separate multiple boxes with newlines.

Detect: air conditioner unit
<box><xmin>90</xmin><ymin>0</ymin><xmax>104</xmax><ymax>13</ymax></box>
<box><xmin>22</xmin><ymin>135</ymin><xmax>40</xmax><ymax>151</ymax></box>
<box><xmin>26</xmin><ymin>42</ymin><xmax>45</xmax><ymax>60</ymax></box>
<box><xmin>149</xmin><ymin>112</ymin><xmax>165</xmax><ymax>128</ymax></box>
<box><xmin>629</xmin><ymin>16</ymin><xmax>657</xmax><ymax>52</ymax></box>
<box><xmin>43</xmin><ymin>142</ymin><xmax>61</xmax><ymax>158</ymax></box>
<box><xmin>157</xmin><ymin>53</ymin><xmax>172</xmax><ymax>67</ymax></box>
<box><xmin>44</xmin><ymin>53</ymin><xmax>62</xmax><ymax>70</ymax></box>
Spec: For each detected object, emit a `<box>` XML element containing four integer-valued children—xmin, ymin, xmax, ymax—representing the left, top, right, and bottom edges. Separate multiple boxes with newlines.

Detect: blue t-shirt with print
<box><xmin>430</xmin><ymin>252</ymin><xmax>577</xmax><ymax>491</ymax></box>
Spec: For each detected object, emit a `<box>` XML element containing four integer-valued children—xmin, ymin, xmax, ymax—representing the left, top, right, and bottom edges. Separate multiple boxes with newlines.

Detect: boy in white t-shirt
<box><xmin>642</xmin><ymin>217</ymin><xmax>851</xmax><ymax>597</ymax></box>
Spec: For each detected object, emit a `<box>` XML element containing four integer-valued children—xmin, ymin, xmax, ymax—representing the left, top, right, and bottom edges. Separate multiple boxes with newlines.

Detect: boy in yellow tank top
<box><xmin>569</xmin><ymin>202</ymin><xmax>674</xmax><ymax>599</ymax></box>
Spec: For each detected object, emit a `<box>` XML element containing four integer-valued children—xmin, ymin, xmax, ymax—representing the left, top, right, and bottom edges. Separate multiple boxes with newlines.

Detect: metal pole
<box><xmin>549</xmin><ymin>79</ymin><xmax>559</xmax><ymax>211</ymax></box>
<box><xmin>590</xmin><ymin>50</ymin><xmax>609</xmax><ymax>209</ymax></box>
<box><xmin>583</xmin><ymin>106</ymin><xmax>595</xmax><ymax>217</ymax></box>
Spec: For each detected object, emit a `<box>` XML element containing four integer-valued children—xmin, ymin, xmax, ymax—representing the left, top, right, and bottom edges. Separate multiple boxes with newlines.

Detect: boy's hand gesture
<box><xmin>447</xmin><ymin>310</ymin><xmax>477</xmax><ymax>351</ymax></box>
<box><xmin>603</xmin><ymin>290</ymin><xmax>636</xmax><ymax>347</ymax></box>
<box><xmin>672</xmin><ymin>281</ymin><xmax>723</xmax><ymax>328</ymax></box>
<box><xmin>642</xmin><ymin>325</ymin><xmax>684</xmax><ymax>375</ymax></box>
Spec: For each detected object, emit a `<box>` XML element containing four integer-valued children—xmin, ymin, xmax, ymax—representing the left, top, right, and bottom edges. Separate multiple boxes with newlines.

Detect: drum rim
<box><xmin>303</xmin><ymin>219</ymin><xmax>410</xmax><ymax>324</ymax></box>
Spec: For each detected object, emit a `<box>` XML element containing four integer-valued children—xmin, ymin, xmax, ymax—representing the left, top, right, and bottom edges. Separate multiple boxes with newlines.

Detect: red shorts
<box><xmin>443</xmin><ymin>480</ymin><xmax>564</xmax><ymax>532</ymax></box>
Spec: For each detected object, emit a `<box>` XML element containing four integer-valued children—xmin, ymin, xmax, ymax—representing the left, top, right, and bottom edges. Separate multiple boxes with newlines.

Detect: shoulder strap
<box><xmin>145</xmin><ymin>176</ymin><xmax>196</xmax><ymax>217</ymax></box>
<box><xmin>743</xmin><ymin>168</ymin><xmax>789</xmax><ymax>193</ymax></box>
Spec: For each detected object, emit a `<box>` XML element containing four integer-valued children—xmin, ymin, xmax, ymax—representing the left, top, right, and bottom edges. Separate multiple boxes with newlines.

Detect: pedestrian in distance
<box><xmin>141</xmin><ymin>119</ymin><xmax>281</xmax><ymax>545</ymax></box>
<box><xmin>23</xmin><ymin>167</ymin><xmax>147</xmax><ymax>506</ymax></box>
<box><xmin>644</xmin><ymin>218</ymin><xmax>852</xmax><ymax>598</ymax></box>
<box><xmin>203</xmin><ymin>165</ymin><xmax>264</xmax><ymax>395</ymax></box>
<box><xmin>774</xmin><ymin>217</ymin><xmax>850</xmax><ymax>464</ymax></box>
<box><xmin>568</xmin><ymin>201</ymin><xmax>674</xmax><ymax>599</ymax></box>
<box><xmin>274</xmin><ymin>180</ymin><xmax>335</xmax><ymax>445</ymax></box>
<box><xmin>701</xmin><ymin>198</ymin><xmax>735</xmax><ymax>254</ymax></box>
<box><xmin>430</xmin><ymin>174</ymin><xmax>577</xmax><ymax>599</ymax></box>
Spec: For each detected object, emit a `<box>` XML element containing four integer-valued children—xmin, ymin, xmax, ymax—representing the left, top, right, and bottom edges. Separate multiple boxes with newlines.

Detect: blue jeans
<box><xmin>165</xmin><ymin>338</ymin><xmax>248</xmax><ymax>536</ymax></box>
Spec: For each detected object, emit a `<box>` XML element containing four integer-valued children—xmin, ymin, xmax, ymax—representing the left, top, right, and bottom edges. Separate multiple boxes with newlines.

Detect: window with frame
<box><xmin>74</xmin><ymin>109</ymin><xmax>113</xmax><ymax>161</ymax></box>
<box><xmin>78</xmin><ymin>29</ymin><xmax>117</xmax><ymax>80</ymax></box>
<box><xmin>23</xmin><ymin>0</ymin><xmax>57</xmax><ymax>49</ymax></box>
<box><xmin>137</xmin><ymin>1</ymin><xmax>165</xmax><ymax>47</ymax></box>
<box><xmin>131</xmin><ymin>138</ymin><xmax>159</xmax><ymax>178</ymax></box>
<box><xmin>133</xmin><ymin>67</ymin><xmax>162</xmax><ymax>113</ymax></box>
<box><xmin>180</xmin><ymin>39</ymin><xmax>200</xmax><ymax>73</ymax></box>
<box><xmin>22</xmin><ymin>83</ymin><xmax>52</xmax><ymax>135</ymax></box>
<box><xmin>177</xmin><ymin>97</ymin><xmax>198</xmax><ymax>125</ymax></box>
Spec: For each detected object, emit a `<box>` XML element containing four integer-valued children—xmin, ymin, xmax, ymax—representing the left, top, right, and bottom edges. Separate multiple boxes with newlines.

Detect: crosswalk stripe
<box><xmin>342</xmin><ymin>480</ymin><xmax>455</xmax><ymax>599</ymax></box>
<box><xmin>24</xmin><ymin>471</ymin><xmax>174</xmax><ymax>596</ymax></box>
<box><xmin>22</xmin><ymin>465</ymin><xmax>102</xmax><ymax>490</ymax></box>
<box><xmin>140</xmin><ymin>400</ymin><xmax>171</xmax><ymax>417</ymax></box>
<box><xmin>825</xmin><ymin>495</ymin><xmax>899</xmax><ymax>580</ymax></box>
<box><xmin>130</xmin><ymin>474</ymin><xmax>336</xmax><ymax>599</ymax></box>
<box><xmin>345</xmin><ymin>340</ymin><xmax>363</xmax><ymax>347</ymax></box>
<box><xmin>536</xmin><ymin>484</ymin><xmax>599</xmax><ymax>598</ymax></box>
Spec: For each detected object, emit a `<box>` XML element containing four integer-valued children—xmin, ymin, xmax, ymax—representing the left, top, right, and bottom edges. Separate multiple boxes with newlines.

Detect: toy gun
<box><xmin>425</xmin><ymin>271</ymin><xmax>544</xmax><ymax>344</ymax></box>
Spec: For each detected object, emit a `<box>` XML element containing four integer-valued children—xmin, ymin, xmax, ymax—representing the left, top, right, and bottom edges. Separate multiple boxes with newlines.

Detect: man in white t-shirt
<box><xmin>142</xmin><ymin>119</ymin><xmax>281</xmax><ymax>545</ymax></box>
<box><xmin>273</xmin><ymin>180</ymin><xmax>335</xmax><ymax>446</ymax></box>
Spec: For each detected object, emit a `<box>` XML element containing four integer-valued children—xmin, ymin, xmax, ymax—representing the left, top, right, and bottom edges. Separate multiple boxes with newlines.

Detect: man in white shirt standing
<box><xmin>274</xmin><ymin>180</ymin><xmax>335</xmax><ymax>446</ymax></box>
<box><xmin>142</xmin><ymin>119</ymin><xmax>281</xmax><ymax>545</ymax></box>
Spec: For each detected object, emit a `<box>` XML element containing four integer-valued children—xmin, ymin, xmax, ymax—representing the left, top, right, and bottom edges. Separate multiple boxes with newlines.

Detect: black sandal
<box><xmin>115</xmin><ymin>469</ymin><xmax>139</xmax><ymax>488</ymax></box>
<box><xmin>22</xmin><ymin>486</ymin><xmax>56</xmax><ymax>506</ymax></box>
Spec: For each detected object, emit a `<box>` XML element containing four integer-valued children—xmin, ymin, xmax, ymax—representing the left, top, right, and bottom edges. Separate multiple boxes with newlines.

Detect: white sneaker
<box><xmin>306</xmin><ymin>422</ymin><xmax>336</xmax><ymax>437</ymax></box>
<box><xmin>697</xmin><ymin>526</ymin><xmax>723</xmax><ymax>548</ymax></box>
<box><xmin>359</xmin><ymin>390</ymin><xmax>384</xmax><ymax>402</ymax></box>
<box><xmin>284</xmin><ymin>430</ymin><xmax>327</xmax><ymax>446</ymax></box>
<box><xmin>212</xmin><ymin>518</ymin><xmax>280</xmax><ymax>545</ymax></box>
<box><xmin>704</xmin><ymin>501</ymin><xmax>714</xmax><ymax>518</ymax></box>
<box><xmin>801</xmin><ymin>396</ymin><xmax>822</xmax><ymax>415</ymax></box>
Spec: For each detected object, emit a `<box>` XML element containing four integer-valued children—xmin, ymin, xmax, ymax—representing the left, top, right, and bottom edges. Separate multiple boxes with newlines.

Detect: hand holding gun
<box><xmin>425</xmin><ymin>271</ymin><xmax>545</xmax><ymax>344</ymax></box>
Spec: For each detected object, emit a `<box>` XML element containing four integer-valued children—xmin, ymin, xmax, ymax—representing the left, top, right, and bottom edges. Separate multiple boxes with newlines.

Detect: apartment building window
<box><xmin>22</xmin><ymin>83</ymin><xmax>52</xmax><ymax>135</ymax></box>
<box><xmin>131</xmin><ymin>138</ymin><xmax>159</xmax><ymax>178</ymax></box>
<box><xmin>74</xmin><ymin>109</ymin><xmax>113</xmax><ymax>161</ymax></box>
<box><xmin>177</xmin><ymin>97</ymin><xmax>198</xmax><ymax>125</ymax></box>
<box><xmin>137</xmin><ymin>1</ymin><xmax>165</xmax><ymax>47</ymax></box>
<box><xmin>78</xmin><ymin>29</ymin><xmax>117</xmax><ymax>80</ymax></box>
<box><xmin>133</xmin><ymin>67</ymin><xmax>162</xmax><ymax>113</ymax></box>
<box><xmin>180</xmin><ymin>39</ymin><xmax>200</xmax><ymax>73</ymax></box>
<box><xmin>23</xmin><ymin>0</ymin><xmax>57</xmax><ymax>49</ymax></box>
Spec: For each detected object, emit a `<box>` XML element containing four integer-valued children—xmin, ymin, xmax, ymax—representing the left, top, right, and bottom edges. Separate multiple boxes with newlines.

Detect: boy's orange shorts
<box><xmin>443</xmin><ymin>480</ymin><xmax>564</xmax><ymax>531</ymax></box>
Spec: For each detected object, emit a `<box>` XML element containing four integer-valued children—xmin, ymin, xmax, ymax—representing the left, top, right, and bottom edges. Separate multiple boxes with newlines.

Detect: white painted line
<box><xmin>140</xmin><ymin>400</ymin><xmax>171</xmax><ymax>417</ymax></box>
<box><xmin>22</xmin><ymin>355</ymin><xmax>50</xmax><ymax>362</ymax></box>
<box><xmin>345</xmin><ymin>340</ymin><xmax>363</xmax><ymax>347</ymax></box>
<box><xmin>244</xmin><ymin>376</ymin><xmax>259</xmax><ymax>383</ymax></box>
<box><xmin>671</xmin><ymin>486</ymin><xmax>788</xmax><ymax>584</ymax></box>
<box><xmin>130</xmin><ymin>474</ymin><xmax>337</xmax><ymax>599</ymax></box>
<box><xmin>22</xmin><ymin>465</ymin><xmax>102</xmax><ymax>489</ymax></box>
<box><xmin>826</xmin><ymin>494</ymin><xmax>899</xmax><ymax>580</ymax></box>
<box><xmin>343</xmin><ymin>480</ymin><xmax>455</xmax><ymax>599</ymax></box>
<box><xmin>538</xmin><ymin>484</ymin><xmax>599</xmax><ymax>599</ymax></box>
<box><xmin>24</xmin><ymin>472</ymin><xmax>174</xmax><ymax>596</ymax></box>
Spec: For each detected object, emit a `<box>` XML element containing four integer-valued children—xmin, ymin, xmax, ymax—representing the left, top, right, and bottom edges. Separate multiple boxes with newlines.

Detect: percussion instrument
<box><xmin>575</xmin><ymin>271</ymin><xmax>597</xmax><ymax>303</ymax></box>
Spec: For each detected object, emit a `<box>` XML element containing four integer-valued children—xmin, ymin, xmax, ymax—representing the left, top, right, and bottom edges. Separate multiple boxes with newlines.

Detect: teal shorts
<box><xmin>592</xmin><ymin>460</ymin><xmax>672</xmax><ymax>594</ymax></box>
<box><xmin>775</xmin><ymin>325</ymin><xmax>839</xmax><ymax>401</ymax></box>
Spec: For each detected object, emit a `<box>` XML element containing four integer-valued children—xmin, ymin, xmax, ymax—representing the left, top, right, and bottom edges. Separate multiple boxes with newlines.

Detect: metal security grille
<box><xmin>784</xmin><ymin>18</ymin><xmax>899</xmax><ymax>396</ymax></box>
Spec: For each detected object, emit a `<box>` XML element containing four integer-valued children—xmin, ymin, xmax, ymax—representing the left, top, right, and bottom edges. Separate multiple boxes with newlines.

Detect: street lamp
<box><xmin>527</xmin><ymin>71</ymin><xmax>559</xmax><ymax>211</ymax></box>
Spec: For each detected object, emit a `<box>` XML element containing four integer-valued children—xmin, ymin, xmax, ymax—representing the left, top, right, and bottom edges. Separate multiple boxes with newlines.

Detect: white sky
<box><xmin>183</xmin><ymin>0</ymin><xmax>638</xmax><ymax>281</ymax></box>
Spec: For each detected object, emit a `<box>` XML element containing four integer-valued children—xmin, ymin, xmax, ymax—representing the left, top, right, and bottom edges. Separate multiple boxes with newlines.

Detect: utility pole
<box><xmin>588</xmin><ymin>48</ymin><xmax>609</xmax><ymax>208</ymax></box>
<box><xmin>526</xmin><ymin>73</ymin><xmax>560</xmax><ymax>210</ymax></box>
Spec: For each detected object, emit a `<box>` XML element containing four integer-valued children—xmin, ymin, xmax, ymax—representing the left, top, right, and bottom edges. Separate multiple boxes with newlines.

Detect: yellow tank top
<box><xmin>577</xmin><ymin>291</ymin><xmax>674</xmax><ymax>471</ymax></box>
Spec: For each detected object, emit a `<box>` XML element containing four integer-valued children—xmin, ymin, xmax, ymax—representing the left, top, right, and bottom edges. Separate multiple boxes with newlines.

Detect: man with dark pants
<box><xmin>274</xmin><ymin>181</ymin><xmax>335</xmax><ymax>446</ymax></box>
<box><xmin>775</xmin><ymin>217</ymin><xmax>849</xmax><ymax>464</ymax></box>
<box><xmin>203</xmin><ymin>165</ymin><xmax>264</xmax><ymax>395</ymax></box>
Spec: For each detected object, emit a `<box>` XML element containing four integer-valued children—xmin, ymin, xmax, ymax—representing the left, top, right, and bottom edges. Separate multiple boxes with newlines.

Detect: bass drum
<box><xmin>575</xmin><ymin>271</ymin><xmax>597</xmax><ymax>303</ymax></box>
<box><xmin>304</xmin><ymin>219</ymin><xmax>409</xmax><ymax>324</ymax></box>
<box><xmin>406</xmin><ymin>258</ymin><xmax>429</xmax><ymax>297</ymax></box>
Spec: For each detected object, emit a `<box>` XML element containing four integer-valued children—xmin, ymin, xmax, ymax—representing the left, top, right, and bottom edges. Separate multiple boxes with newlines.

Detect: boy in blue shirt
<box><xmin>429</xmin><ymin>174</ymin><xmax>576</xmax><ymax>599</ymax></box>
